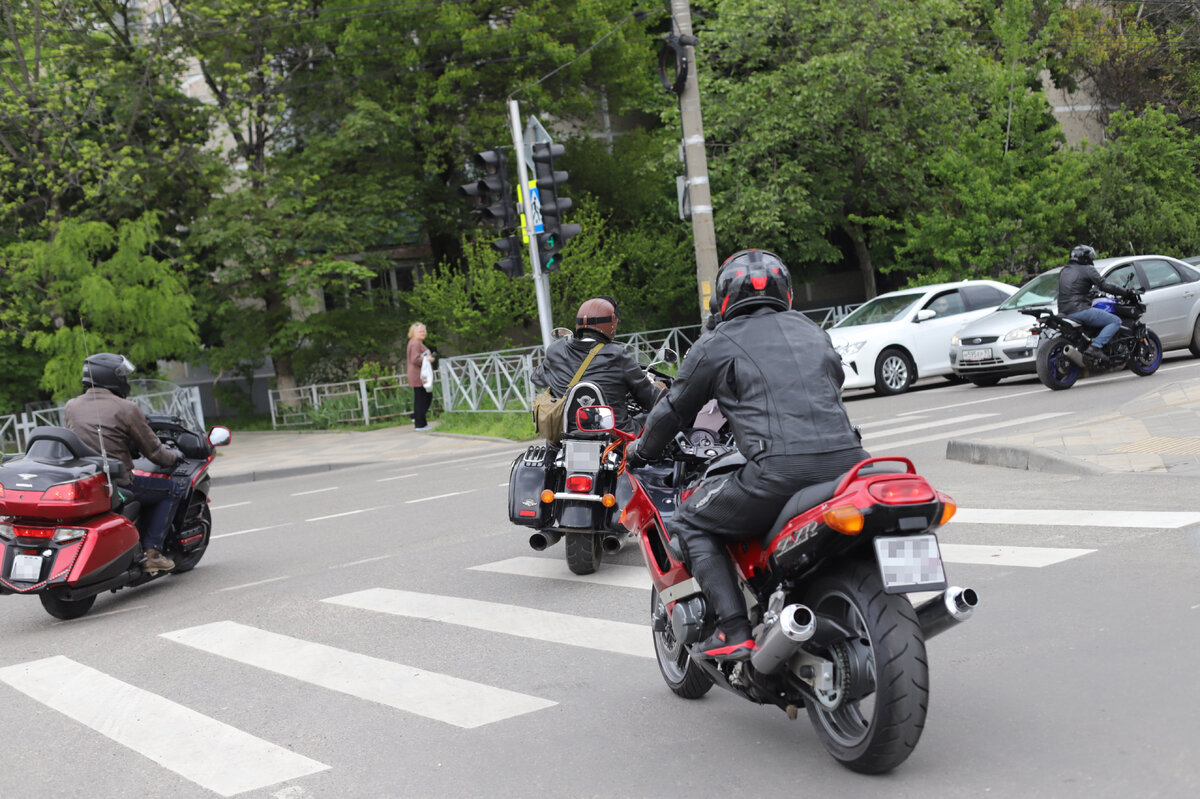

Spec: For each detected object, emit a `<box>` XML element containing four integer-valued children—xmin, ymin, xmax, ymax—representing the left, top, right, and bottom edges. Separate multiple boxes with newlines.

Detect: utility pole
<box><xmin>670</xmin><ymin>0</ymin><xmax>719</xmax><ymax>320</ymax></box>
<box><xmin>508</xmin><ymin>99</ymin><xmax>554</xmax><ymax>350</ymax></box>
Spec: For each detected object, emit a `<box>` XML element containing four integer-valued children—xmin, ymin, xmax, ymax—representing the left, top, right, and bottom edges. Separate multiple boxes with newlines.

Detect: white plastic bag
<box><xmin>420</xmin><ymin>352</ymin><xmax>434</xmax><ymax>391</ymax></box>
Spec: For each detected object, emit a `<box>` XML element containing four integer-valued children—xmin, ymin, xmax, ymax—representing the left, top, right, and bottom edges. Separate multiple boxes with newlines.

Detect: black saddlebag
<box><xmin>508</xmin><ymin>444</ymin><xmax>556</xmax><ymax>527</ymax></box>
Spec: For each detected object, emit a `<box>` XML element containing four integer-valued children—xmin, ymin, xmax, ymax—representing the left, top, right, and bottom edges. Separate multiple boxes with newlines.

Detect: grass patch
<box><xmin>433</xmin><ymin>411</ymin><xmax>536</xmax><ymax>441</ymax></box>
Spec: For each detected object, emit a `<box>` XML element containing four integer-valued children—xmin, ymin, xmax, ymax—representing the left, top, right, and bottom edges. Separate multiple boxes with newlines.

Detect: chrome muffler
<box><xmin>1063</xmin><ymin>345</ymin><xmax>1085</xmax><ymax>366</ymax></box>
<box><xmin>528</xmin><ymin>530</ymin><xmax>562</xmax><ymax>551</ymax></box>
<box><xmin>915</xmin><ymin>586</ymin><xmax>978</xmax><ymax>640</ymax></box>
<box><xmin>601</xmin><ymin>534</ymin><xmax>625</xmax><ymax>554</ymax></box>
<box><xmin>750</xmin><ymin>604</ymin><xmax>815</xmax><ymax>675</ymax></box>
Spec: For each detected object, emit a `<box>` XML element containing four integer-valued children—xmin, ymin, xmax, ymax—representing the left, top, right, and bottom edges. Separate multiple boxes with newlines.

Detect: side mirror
<box><xmin>655</xmin><ymin>347</ymin><xmax>679</xmax><ymax>365</ymax></box>
<box><xmin>915</xmin><ymin>309</ymin><xmax>937</xmax><ymax>322</ymax></box>
<box><xmin>575</xmin><ymin>405</ymin><xmax>616</xmax><ymax>433</ymax></box>
<box><xmin>551</xmin><ymin>327</ymin><xmax>573</xmax><ymax>340</ymax></box>
<box><xmin>208</xmin><ymin>426</ymin><xmax>232</xmax><ymax>447</ymax></box>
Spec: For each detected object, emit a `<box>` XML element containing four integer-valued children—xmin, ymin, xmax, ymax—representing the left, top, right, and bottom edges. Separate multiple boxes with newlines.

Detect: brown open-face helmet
<box><xmin>575</xmin><ymin>297</ymin><xmax>619</xmax><ymax>340</ymax></box>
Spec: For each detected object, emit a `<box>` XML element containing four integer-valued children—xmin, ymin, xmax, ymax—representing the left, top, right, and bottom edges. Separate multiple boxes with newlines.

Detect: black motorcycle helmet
<box><xmin>82</xmin><ymin>353</ymin><xmax>135</xmax><ymax>398</ymax></box>
<box><xmin>1069</xmin><ymin>245</ymin><xmax>1096</xmax><ymax>265</ymax></box>
<box><xmin>714</xmin><ymin>249</ymin><xmax>792</xmax><ymax>319</ymax></box>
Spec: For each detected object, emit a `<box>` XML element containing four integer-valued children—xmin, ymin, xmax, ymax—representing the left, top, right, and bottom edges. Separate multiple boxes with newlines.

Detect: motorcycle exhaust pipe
<box><xmin>915</xmin><ymin>586</ymin><xmax>978</xmax><ymax>640</ymax></box>
<box><xmin>1063</xmin><ymin>345</ymin><xmax>1085</xmax><ymax>367</ymax></box>
<box><xmin>750</xmin><ymin>604</ymin><xmax>815</xmax><ymax>675</ymax></box>
<box><xmin>528</xmin><ymin>530</ymin><xmax>562</xmax><ymax>551</ymax></box>
<box><xmin>601</xmin><ymin>534</ymin><xmax>624</xmax><ymax>554</ymax></box>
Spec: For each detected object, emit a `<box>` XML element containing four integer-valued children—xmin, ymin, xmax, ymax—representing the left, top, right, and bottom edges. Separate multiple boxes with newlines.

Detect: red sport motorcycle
<box><xmin>577</xmin><ymin>405</ymin><xmax>977</xmax><ymax>774</ymax></box>
<box><xmin>0</xmin><ymin>416</ymin><xmax>230</xmax><ymax>620</ymax></box>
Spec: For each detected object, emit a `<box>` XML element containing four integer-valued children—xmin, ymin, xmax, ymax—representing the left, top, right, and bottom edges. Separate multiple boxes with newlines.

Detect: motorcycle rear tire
<box><xmin>565</xmin><ymin>532</ymin><xmax>601</xmax><ymax>575</ymax></box>
<box><xmin>650</xmin><ymin>588</ymin><xmax>713</xmax><ymax>699</ymax></box>
<box><xmin>39</xmin><ymin>590</ymin><xmax>97</xmax><ymax>620</ymax></box>
<box><xmin>804</xmin><ymin>560</ymin><xmax>928</xmax><ymax>774</ymax></box>
<box><xmin>1128</xmin><ymin>330</ymin><xmax>1163</xmax><ymax>376</ymax></box>
<box><xmin>1035</xmin><ymin>337</ymin><xmax>1080</xmax><ymax>390</ymax></box>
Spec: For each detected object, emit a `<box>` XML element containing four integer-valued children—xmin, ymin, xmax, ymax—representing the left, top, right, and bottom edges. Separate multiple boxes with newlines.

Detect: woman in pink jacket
<box><xmin>406</xmin><ymin>322</ymin><xmax>435</xmax><ymax>430</ymax></box>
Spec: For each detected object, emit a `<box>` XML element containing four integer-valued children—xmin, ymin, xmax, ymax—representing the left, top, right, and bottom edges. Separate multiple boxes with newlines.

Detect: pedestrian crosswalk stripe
<box><xmin>470</xmin><ymin>556</ymin><xmax>650</xmax><ymax>589</ymax></box>
<box><xmin>938</xmin><ymin>543</ymin><xmax>1094</xmax><ymax>568</ymax></box>
<box><xmin>0</xmin><ymin>656</ymin><xmax>328</xmax><ymax>797</ymax></box>
<box><xmin>161</xmin><ymin>621</ymin><xmax>555</xmax><ymax>729</ymax></box>
<box><xmin>874</xmin><ymin>411</ymin><xmax>1072</xmax><ymax>449</ymax></box>
<box><xmin>953</xmin><ymin>508</ymin><xmax>1200</xmax><ymax>529</ymax></box>
<box><xmin>861</xmin><ymin>413</ymin><xmax>994</xmax><ymax>439</ymax></box>
<box><xmin>323</xmin><ymin>588</ymin><xmax>653</xmax><ymax>659</ymax></box>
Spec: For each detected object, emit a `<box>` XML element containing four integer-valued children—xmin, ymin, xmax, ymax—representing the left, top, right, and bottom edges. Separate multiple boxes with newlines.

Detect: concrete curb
<box><xmin>945</xmin><ymin>439</ymin><xmax>1110</xmax><ymax>476</ymax></box>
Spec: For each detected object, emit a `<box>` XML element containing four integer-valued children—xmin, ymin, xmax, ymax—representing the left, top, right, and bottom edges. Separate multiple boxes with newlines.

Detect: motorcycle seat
<box><xmin>762</xmin><ymin>478</ymin><xmax>841</xmax><ymax>545</ymax></box>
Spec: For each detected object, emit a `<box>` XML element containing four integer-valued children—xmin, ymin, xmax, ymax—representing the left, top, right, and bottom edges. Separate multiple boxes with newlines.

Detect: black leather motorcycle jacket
<box><xmin>638</xmin><ymin>307</ymin><xmax>861</xmax><ymax>461</ymax></box>
<box><xmin>1058</xmin><ymin>262</ymin><xmax>1126</xmax><ymax>315</ymax></box>
<box><xmin>532</xmin><ymin>336</ymin><xmax>658</xmax><ymax>432</ymax></box>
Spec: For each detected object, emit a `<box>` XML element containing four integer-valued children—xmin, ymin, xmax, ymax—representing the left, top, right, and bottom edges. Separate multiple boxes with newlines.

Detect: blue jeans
<box><xmin>127</xmin><ymin>473</ymin><xmax>180</xmax><ymax>551</ymax></box>
<box><xmin>1066</xmin><ymin>307</ymin><xmax>1121</xmax><ymax>349</ymax></box>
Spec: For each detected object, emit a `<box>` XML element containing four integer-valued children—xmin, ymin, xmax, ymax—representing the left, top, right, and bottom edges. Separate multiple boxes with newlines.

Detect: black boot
<box><xmin>687</xmin><ymin>547</ymin><xmax>756</xmax><ymax>661</ymax></box>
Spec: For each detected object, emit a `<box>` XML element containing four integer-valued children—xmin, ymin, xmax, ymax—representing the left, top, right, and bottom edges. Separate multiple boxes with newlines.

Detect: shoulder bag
<box><xmin>531</xmin><ymin>343</ymin><xmax>604</xmax><ymax>443</ymax></box>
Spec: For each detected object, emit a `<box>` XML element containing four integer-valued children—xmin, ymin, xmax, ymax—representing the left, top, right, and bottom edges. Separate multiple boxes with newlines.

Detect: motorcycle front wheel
<box><xmin>1035</xmin><ymin>337</ymin><xmax>1080</xmax><ymax>390</ymax></box>
<box><xmin>650</xmin><ymin>588</ymin><xmax>713</xmax><ymax>699</ymax></box>
<box><xmin>1129</xmin><ymin>330</ymin><xmax>1163</xmax><ymax>376</ymax></box>
<box><xmin>803</xmin><ymin>560</ymin><xmax>928</xmax><ymax>774</ymax></box>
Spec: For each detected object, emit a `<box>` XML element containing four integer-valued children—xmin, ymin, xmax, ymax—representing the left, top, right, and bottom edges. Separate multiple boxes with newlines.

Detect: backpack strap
<box><xmin>567</xmin><ymin>343</ymin><xmax>605</xmax><ymax>389</ymax></box>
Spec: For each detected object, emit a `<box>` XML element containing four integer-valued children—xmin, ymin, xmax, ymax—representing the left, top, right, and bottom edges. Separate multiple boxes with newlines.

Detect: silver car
<box><xmin>950</xmin><ymin>255</ymin><xmax>1200</xmax><ymax>386</ymax></box>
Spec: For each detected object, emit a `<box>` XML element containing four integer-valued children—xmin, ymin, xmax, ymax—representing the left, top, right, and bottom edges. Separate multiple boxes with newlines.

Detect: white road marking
<box><xmin>861</xmin><ymin>413</ymin><xmax>995</xmax><ymax>439</ymax></box>
<box><xmin>856</xmin><ymin>415</ymin><xmax>927</xmax><ymax>428</ymax></box>
<box><xmin>161</xmin><ymin>621</ymin><xmax>554</xmax><ymax>728</ymax></box>
<box><xmin>404</xmin><ymin>490</ymin><xmax>475</xmax><ymax>504</ymax></box>
<box><xmin>210</xmin><ymin>501</ymin><xmax>251</xmax><ymax>510</ymax></box>
<box><xmin>216</xmin><ymin>576</ymin><xmax>290</xmax><ymax>593</ymax></box>
<box><xmin>497</xmin><ymin>482</ymin><xmax>509</xmax><ymax>487</ymax></box>
<box><xmin>874</xmin><ymin>412</ymin><xmax>1071</xmax><ymax>449</ymax></box>
<box><xmin>952</xmin><ymin>508</ymin><xmax>1200</xmax><ymax>529</ymax></box>
<box><xmin>329</xmin><ymin>554</ymin><xmax>396</xmax><ymax>569</ymax></box>
<box><xmin>212</xmin><ymin>523</ymin><xmax>292</xmax><ymax>540</ymax></box>
<box><xmin>323</xmin><ymin>588</ymin><xmax>653</xmax><ymax>659</ymax></box>
<box><xmin>471</xmin><ymin>557</ymin><xmax>650</xmax><ymax>589</ymax></box>
<box><xmin>938</xmin><ymin>543</ymin><xmax>1095</xmax><ymax>568</ymax></box>
<box><xmin>305</xmin><ymin>506</ymin><xmax>388</xmax><ymax>522</ymax></box>
<box><xmin>0</xmin><ymin>656</ymin><xmax>328</xmax><ymax>797</ymax></box>
<box><xmin>291</xmin><ymin>487</ymin><xmax>339</xmax><ymax>496</ymax></box>
<box><xmin>424</xmin><ymin>451</ymin><xmax>524</xmax><ymax>468</ymax></box>
<box><xmin>376</xmin><ymin>473</ymin><xmax>417</xmax><ymax>482</ymax></box>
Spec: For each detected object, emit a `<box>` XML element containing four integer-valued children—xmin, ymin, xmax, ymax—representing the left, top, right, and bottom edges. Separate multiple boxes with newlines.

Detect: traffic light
<box><xmin>459</xmin><ymin>148</ymin><xmax>524</xmax><ymax>278</ymax></box>
<box><xmin>531</xmin><ymin>142</ymin><xmax>580</xmax><ymax>271</ymax></box>
<box><xmin>492</xmin><ymin>235</ymin><xmax>524</xmax><ymax>278</ymax></box>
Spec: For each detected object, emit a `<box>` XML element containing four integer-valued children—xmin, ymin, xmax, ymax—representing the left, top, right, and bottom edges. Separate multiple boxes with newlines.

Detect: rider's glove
<box><xmin>625</xmin><ymin>438</ymin><xmax>649</xmax><ymax>469</ymax></box>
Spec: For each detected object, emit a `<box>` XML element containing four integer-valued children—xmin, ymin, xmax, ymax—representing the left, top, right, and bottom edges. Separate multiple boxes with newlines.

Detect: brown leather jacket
<box><xmin>64</xmin><ymin>388</ymin><xmax>180</xmax><ymax>485</ymax></box>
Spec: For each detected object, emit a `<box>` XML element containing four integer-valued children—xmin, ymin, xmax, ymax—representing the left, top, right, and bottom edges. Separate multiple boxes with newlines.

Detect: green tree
<box><xmin>0</xmin><ymin>213</ymin><xmax>198</xmax><ymax>401</ymax></box>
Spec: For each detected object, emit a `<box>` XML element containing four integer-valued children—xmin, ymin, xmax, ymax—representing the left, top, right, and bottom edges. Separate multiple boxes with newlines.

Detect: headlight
<box><xmin>1003</xmin><ymin>326</ymin><xmax>1037</xmax><ymax>342</ymax></box>
<box><xmin>834</xmin><ymin>340</ymin><xmax>866</xmax><ymax>357</ymax></box>
<box><xmin>951</xmin><ymin>334</ymin><xmax>960</xmax><ymax>346</ymax></box>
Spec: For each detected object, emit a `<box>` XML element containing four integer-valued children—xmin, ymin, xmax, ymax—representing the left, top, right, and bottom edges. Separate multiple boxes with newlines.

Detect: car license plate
<box><xmin>874</xmin><ymin>534</ymin><xmax>947</xmax><ymax>594</ymax></box>
<box><xmin>961</xmin><ymin>348</ymin><xmax>992</xmax><ymax>362</ymax></box>
<box><xmin>10</xmin><ymin>554</ymin><xmax>43</xmax><ymax>582</ymax></box>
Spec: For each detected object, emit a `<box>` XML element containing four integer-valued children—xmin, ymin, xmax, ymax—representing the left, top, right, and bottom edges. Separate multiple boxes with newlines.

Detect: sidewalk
<box><xmin>946</xmin><ymin>378</ymin><xmax>1200</xmax><ymax>477</ymax></box>
<box><xmin>207</xmin><ymin>424</ymin><xmax>532</xmax><ymax>486</ymax></box>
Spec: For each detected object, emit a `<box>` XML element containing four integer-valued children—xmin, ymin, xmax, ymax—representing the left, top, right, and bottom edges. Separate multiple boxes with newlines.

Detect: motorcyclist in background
<box><xmin>1058</xmin><ymin>245</ymin><xmax>1137</xmax><ymax>362</ymax></box>
<box><xmin>64</xmin><ymin>353</ymin><xmax>183</xmax><ymax>573</ymax></box>
<box><xmin>532</xmin><ymin>296</ymin><xmax>660</xmax><ymax>433</ymax></box>
<box><xmin>625</xmin><ymin>250</ymin><xmax>869</xmax><ymax>661</ymax></box>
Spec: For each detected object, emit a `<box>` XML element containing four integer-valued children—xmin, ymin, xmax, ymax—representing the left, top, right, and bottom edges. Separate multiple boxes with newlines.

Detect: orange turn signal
<box><xmin>822</xmin><ymin>504</ymin><xmax>864</xmax><ymax>535</ymax></box>
<box><xmin>540</xmin><ymin>489</ymin><xmax>555</xmax><ymax>504</ymax></box>
<box><xmin>937</xmin><ymin>493</ymin><xmax>957</xmax><ymax>526</ymax></box>
<box><xmin>600</xmin><ymin>494</ymin><xmax>616</xmax><ymax>508</ymax></box>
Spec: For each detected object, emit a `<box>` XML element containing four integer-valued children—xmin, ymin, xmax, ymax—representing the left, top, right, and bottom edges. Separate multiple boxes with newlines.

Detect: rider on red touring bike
<box><xmin>625</xmin><ymin>249</ymin><xmax>868</xmax><ymax>661</ymax></box>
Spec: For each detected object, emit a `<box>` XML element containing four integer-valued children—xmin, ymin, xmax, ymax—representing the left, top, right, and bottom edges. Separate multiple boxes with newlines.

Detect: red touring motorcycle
<box><xmin>577</xmin><ymin>405</ymin><xmax>978</xmax><ymax>774</ymax></box>
<box><xmin>0</xmin><ymin>417</ymin><xmax>230</xmax><ymax>620</ymax></box>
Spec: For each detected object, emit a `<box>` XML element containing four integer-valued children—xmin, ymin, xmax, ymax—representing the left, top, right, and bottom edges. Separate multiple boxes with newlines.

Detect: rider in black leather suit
<box><xmin>626</xmin><ymin>250</ymin><xmax>869</xmax><ymax>661</ymax></box>
<box><xmin>532</xmin><ymin>297</ymin><xmax>659</xmax><ymax>433</ymax></box>
<box><xmin>1058</xmin><ymin>245</ymin><xmax>1136</xmax><ymax>360</ymax></box>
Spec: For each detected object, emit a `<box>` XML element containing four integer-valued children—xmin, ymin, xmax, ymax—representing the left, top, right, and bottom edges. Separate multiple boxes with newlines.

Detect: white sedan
<box><xmin>827</xmin><ymin>280</ymin><xmax>1018</xmax><ymax>395</ymax></box>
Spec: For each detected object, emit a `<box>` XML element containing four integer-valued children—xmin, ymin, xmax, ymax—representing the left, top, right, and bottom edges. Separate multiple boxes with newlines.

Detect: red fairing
<box><xmin>623</xmin><ymin>473</ymin><xmax>693</xmax><ymax>602</ymax></box>
<box><xmin>66</xmin><ymin>513</ymin><xmax>139</xmax><ymax>584</ymax></box>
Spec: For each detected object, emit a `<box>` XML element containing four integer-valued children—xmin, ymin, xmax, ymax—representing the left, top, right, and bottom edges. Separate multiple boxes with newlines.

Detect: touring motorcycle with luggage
<box><xmin>0</xmin><ymin>398</ymin><xmax>230</xmax><ymax>620</ymax></box>
<box><xmin>1021</xmin><ymin>290</ymin><xmax>1162</xmax><ymax>390</ymax></box>
<box><xmin>574</xmin><ymin>403</ymin><xmax>977</xmax><ymax>773</ymax></box>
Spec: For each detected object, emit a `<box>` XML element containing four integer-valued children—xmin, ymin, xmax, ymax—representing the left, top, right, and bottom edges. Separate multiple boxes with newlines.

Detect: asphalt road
<box><xmin>2</xmin><ymin>358</ymin><xmax>1199</xmax><ymax>799</ymax></box>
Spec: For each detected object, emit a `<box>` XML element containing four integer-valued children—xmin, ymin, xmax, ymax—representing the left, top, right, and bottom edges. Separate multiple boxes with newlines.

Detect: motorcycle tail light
<box><xmin>53</xmin><ymin>527</ymin><xmax>88</xmax><ymax>543</ymax></box>
<box><xmin>823</xmin><ymin>504</ymin><xmax>864</xmax><ymax>535</ymax></box>
<box><xmin>540</xmin><ymin>490</ymin><xmax>555</xmax><ymax>504</ymax></box>
<box><xmin>565</xmin><ymin>475</ymin><xmax>593</xmax><ymax>493</ymax></box>
<box><xmin>868</xmin><ymin>480</ymin><xmax>935</xmax><ymax>504</ymax></box>
<box><xmin>936</xmin><ymin>492</ymin><xmax>957</xmax><ymax>526</ymax></box>
<box><xmin>42</xmin><ymin>482</ymin><xmax>80</xmax><ymax>501</ymax></box>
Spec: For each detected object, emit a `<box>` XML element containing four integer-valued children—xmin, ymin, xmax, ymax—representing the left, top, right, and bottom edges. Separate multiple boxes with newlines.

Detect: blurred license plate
<box><xmin>10</xmin><ymin>554</ymin><xmax>42</xmax><ymax>582</ymax></box>
<box><xmin>961</xmin><ymin>348</ymin><xmax>992</xmax><ymax>361</ymax></box>
<box><xmin>565</xmin><ymin>440</ymin><xmax>602</xmax><ymax>472</ymax></box>
<box><xmin>874</xmin><ymin>535</ymin><xmax>947</xmax><ymax>594</ymax></box>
